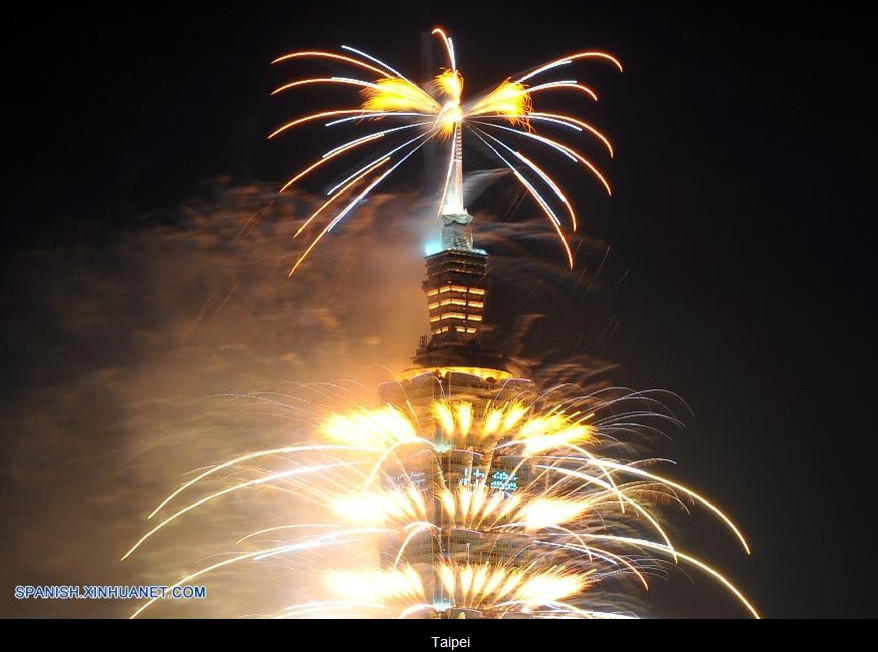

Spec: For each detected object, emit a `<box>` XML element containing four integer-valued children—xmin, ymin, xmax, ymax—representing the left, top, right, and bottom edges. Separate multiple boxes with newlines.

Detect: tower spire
<box><xmin>442</xmin><ymin>124</ymin><xmax>465</xmax><ymax>216</ymax></box>
<box><xmin>439</xmin><ymin>124</ymin><xmax>473</xmax><ymax>252</ymax></box>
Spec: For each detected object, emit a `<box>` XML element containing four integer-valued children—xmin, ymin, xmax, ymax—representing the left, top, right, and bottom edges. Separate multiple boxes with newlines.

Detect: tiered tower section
<box><xmin>377</xmin><ymin>143</ymin><xmax>539</xmax><ymax>617</ymax></box>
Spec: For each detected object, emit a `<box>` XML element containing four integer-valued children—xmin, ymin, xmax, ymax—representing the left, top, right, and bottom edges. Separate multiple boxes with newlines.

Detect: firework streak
<box><xmin>125</xmin><ymin>393</ymin><xmax>757</xmax><ymax>618</ymax></box>
<box><xmin>270</xmin><ymin>29</ymin><xmax>620</xmax><ymax>275</ymax></box>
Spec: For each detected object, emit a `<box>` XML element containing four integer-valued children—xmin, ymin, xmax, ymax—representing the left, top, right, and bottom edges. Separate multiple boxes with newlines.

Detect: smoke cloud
<box><xmin>0</xmin><ymin>178</ymin><xmax>620</xmax><ymax>617</ymax></box>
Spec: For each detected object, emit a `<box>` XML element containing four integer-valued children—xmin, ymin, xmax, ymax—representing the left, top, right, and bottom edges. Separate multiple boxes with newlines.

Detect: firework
<box><xmin>120</xmin><ymin>33</ymin><xmax>756</xmax><ymax>621</ymax></box>
<box><xmin>270</xmin><ymin>28</ymin><xmax>621</xmax><ymax>274</ymax></box>
<box><xmin>124</xmin><ymin>392</ymin><xmax>757</xmax><ymax>619</ymax></box>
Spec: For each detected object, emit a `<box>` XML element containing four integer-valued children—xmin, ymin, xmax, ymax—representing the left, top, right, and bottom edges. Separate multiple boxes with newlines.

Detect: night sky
<box><xmin>2</xmin><ymin>2</ymin><xmax>874</xmax><ymax>619</ymax></box>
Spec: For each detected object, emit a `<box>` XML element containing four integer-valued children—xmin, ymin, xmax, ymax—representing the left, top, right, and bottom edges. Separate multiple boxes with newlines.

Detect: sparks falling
<box><xmin>124</xmin><ymin>394</ymin><xmax>758</xmax><ymax>619</ymax></box>
<box><xmin>270</xmin><ymin>28</ymin><xmax>621</xmax><ymax>275</ymax></box>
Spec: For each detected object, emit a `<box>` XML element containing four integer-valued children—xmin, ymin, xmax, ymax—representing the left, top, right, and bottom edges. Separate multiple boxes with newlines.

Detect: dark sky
<box><xmin>2</xmin><ymin>2</ymin><xmax>875</xmax><ymax>618</ymax></box>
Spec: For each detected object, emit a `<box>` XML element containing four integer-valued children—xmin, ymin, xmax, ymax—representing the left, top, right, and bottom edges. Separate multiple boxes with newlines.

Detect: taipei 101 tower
<box><xmin>378</xmin><ymin>126</ymin><xmax>537</xmax><ymax>616</ymax></box>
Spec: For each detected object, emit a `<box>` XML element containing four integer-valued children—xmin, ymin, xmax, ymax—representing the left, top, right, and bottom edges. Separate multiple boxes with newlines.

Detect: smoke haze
<box><xmin>0</xmin><ymin>178</ymin><xmax>619</xmax><ymax>617</ymax></box>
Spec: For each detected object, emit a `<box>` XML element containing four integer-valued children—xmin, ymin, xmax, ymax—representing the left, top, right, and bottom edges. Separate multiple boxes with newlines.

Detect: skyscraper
<box><xmin>377</xmin><ymin>136</ymin><xmax>538</xmax><ymax>617</ymax></box>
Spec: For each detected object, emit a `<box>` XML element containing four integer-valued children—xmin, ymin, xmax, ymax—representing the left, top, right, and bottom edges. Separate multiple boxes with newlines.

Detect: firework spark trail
<box><xmin>471</xmin><ymin>129</ymin><xmax>575</xmax><ymax>267</ymax></box>
<box><xmin>270</xmin><ymin>28</ymin><xmax>621</xmax><ymax>274</ymax></box>
<box><xmin>127</xmin><ymin>394</ymin><xmax>757</xmax><ymax>618</ymax></box>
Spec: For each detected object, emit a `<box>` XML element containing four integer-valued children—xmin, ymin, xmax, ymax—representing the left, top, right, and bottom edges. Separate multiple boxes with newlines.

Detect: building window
<box><xmin>440</xmin><ymin>298</ymin><xmax>468</xmax><ymax>307</ymax></box>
